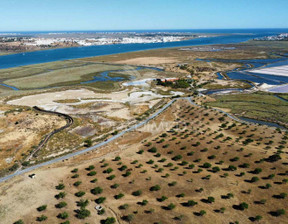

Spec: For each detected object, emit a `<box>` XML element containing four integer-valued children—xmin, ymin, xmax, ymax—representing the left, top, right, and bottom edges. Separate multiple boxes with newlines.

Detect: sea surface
<box><xmin>1</xmin><ymin>29</ymin><xmax>288</xmax><ymax>69</ymax></box>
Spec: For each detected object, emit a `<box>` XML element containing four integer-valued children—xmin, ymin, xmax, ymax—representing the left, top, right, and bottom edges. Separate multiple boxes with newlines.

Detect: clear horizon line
<box><xmin>1</xmin><ymin>27</ymin><xmax>288</xmax><ymax>33</ymax></box>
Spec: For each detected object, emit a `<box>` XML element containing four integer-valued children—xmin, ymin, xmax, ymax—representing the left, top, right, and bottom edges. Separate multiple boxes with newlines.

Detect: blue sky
<box><xmin>0</xmin><ymin>0</ymin><xmax>287</xmax><ymax>31</ymax></box>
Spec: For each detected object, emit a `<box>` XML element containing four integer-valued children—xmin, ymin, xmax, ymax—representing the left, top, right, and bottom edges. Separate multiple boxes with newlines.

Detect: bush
<box><xmin>167</xmin><ymin>203</ymin><xmax>176</xmax><ymax>210</ymax></box>
<box><xmin>57</xmin><ymin>211</ymin><xmax>69</xmax><ymax>219</ymax></box>
<box><xmin>150</xmin><ymin>185</ymin><xmax>161</xmax><ymax>191</ymax></box>
<box><xmin>101</xmin><ymin>217</ymin><xmax>116</xmax><ymax>224</ymax></box>
<box><xmin>122</xmin><ymin>214</ymin><xmax>134</xmax><ymax>222</ymax></box>
<box><xmin>96</xmin><ymin>197</ymin><xmax>106</xmax><ymax>204</ymax></box>
<box><xmin>275</xmin><ymin>209</ymin><xmax>285</xmax><ymax>216</ymax></box>
<box><xmin>74</xmin><ymin>181</ymin><xmax>82</xmax><ymax>187</ymax></box>
<box><xmin>55</xmin><ymin>192</ymin><xmax>66</xmax><ymax>199</ymax></box>
<box><xmin>91</xmin><ymin>178</ymin><xmax>98</xmax><ymax>183</ymax></box>
<box><xmin>140</xmin><ymin>200</ymin><xmax>148</xmax><ymax>206</ymax></box>
<box><xmin>86</xmin><ymin>165</ymin><xmax>95</xmax><ymax>170</ymax></box>
<box><xmin>199</xmin><ymin>210</ymin><xmax>206</xmax><ymax>216</ymax></box>
<box><xmin>91</xmin><ymin>187</ymin><xmax>103</xmax><ymax>195</ymax></box>
<box><xmin>202</xmin><ymin>163</ymin><xmax>211</xmax><ymax>168</ymax></box>
<box><xmin>119</xmin><ymin>204</ymin><xmax>129</xmax><ymax>210</ymax></box>
<box><xmin>239</xmin><ymin>202</ymin><xmax>249</xmax><ymax>210</ymax></box>
<box><xmin>119</xmin><ymin>165</ymin><xmax>127</xmax><ymax>171</ymax></box>
<box><xmin>71</xmin><ymin>168</ymin><xmax>78</xmax><ymax>173</ymax></box>
<box><xmin>77</xmin><ymin>199</ymin><xmax>89</xmax><ymax>208</ymax></box>
<box><xmin>104</xmin><ymin>168</ymin><xmax>113</xmax><ymax>174</ymax></box>
<box><xmin>84</xmin><ymin>139</ymin><xmax>92</xmax><ymax>147</ymax></box>
<box><xmin>55</xmin><ymin>201</ymin><xmax>67</xmax><ymax>208</ymax></box>
<box><xmin>114</xmin><ymin>156</ymin><xmax>121</xmax><ymax>161</ymax></box>
<box><xmin>37</xmin><ymin>205</ymin><xmax>47</xmax><ymax>212</ymax></box>
<box><xmin>36</xmin><ymin>215</ymin><xmax>47</xmax><ymax>222</ymax></box>
<box><xmin>107</xmin><ymin>175</ymin><xmax>116</xmax><ymax>180</ymax></box>
<box><xmin>157</xmin><ymin>196</ymin><xmax>168</xmax><ymax>202</ymax></box>
<box><xmin>185</xmin><ymin>200</ymin><xmax>197</xmax><ymax>207</ymax></box>
<box><xmin>71</xmin><ymin>174</ymin><xmax>79</xmax><ymax>178</ymax></box>
<box><xmin>111</xmin><ymin>183</ymin><xmax>119</xmax><ymax>189</ymax></box>
<box><xmin>207</xmin><ymin>197</ymin><xmax>215</xmax><ymax>203</ymax></box>
<box><xmin>212</xmin><ymin>166</ymin><xmax>220</xmax><ymax>173</ymax></box>
<box><xmin>13</xmin><ymin>220</ymin><xmax>24</xmax><ymax>224</ymax></box>
<box><xmin>56</xmin><ymin>183</ymin><xmax>65</xmax><ymax>190</ymax></box>
<box><xmin>88</xmin><ymin>171</ymin><xmax>97</xmax><ymax>176</ymax></box>
<box><xmin>132</xmin><ymin>190</ymin><xmax>142</xmax><ymax>196</ymax></box>
<box><xmin>75</xmin><ymin>191</ymin><xmax>86</xmax><ymax>197</ymax></box>
<box><xmin>76</xmin><ymin>208</ymin><xmax>91</xmax><ymax>219</ymax></box>
<box><xmin>250</xmin><ymin>176</ymin><xmax>259</xmax><ymax>183</ymax></box>
<box><xmin>114</xmin><ymin>193</ymin><xmax>124</xmax><ymax>199</ymax></box>
<box><xmin>172</xmin><ymin>155</ymin><xmax>183</xmax><ymax>161</ymax></box>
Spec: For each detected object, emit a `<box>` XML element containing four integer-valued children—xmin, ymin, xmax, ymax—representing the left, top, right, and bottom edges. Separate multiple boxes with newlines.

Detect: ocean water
<box><xmin>1</xmin><ymin>29</ymin><xmax>288</xmax><ymax>69</ymax></box>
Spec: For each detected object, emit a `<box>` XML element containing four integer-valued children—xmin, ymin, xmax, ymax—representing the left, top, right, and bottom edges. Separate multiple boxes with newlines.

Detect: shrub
<box><xmin>157</xmin><ymin>196</ymin><xmax>168</xmax><ymax>202</ymax></box>
<box><xmin>55</xmin><ymin>192</ymin><xmax>66</xmax><ymax>199</ymax></box>
<box><xmin>148</xmin><ymin>147</ymin><xmax>157</xmax><ymax>153</ymax></box>
<box><xmin>55</xmin><ymin>201</ymin><xmax>67</xmax><ymax>208</ymax></box>
<box><xmin>71</xmin><ymin>168</ymin><xmax>78</xmax><ymax>173</ymax></box>
<box><xmin>252</xmin><ymin>168</ymin><xmax>262</xmax><ymax>174</ymax></box>
<box><xmin>101</xmin><ymin>217</ymin><xmax>116</xmax><ymax>224</ymax></box>
<box><xmin>74</xmin><ymin>181</ymin><xmax>82</xmax><ymax>187</ymax></box>
<box><xmin>96</xmin><ymin>197</ymin><xmax>106</xmax><ymax>204</ymax></box>
<box><xmin>111</xmin><ymin>183</ymin><xmax>119</xmax><ymax>189</ymax></box>
<box><xmin>57</xmin><ymin>212</ymin><xmax>69</xmax><ymax>219</ymax></box>
<box><xmin>114</xmin><ymin>193</ymin><xmax>124</xmax><ymax>199</ymax></box>
<box><xmin>199</xmin><ymin>210</ymin><xmax>206</xmax><ymax>216</ymax></box>
<box><xmin>88</xmin><ymin>171</ymin><xmax>97</xmax><ymax>176</ymax></box>
<box><xmin>91</xmin><ymin>178</ymin><xmax>98</xmax><ymax>183</ymax></box>
<box><xmin>107</xmin><ymin>175</ymin><xmax>116</xmax><ymax>180</ymax></box>
<box><xmin>132</xmin><ymin>190</ymin><xmax>142</xmax><ymax>196</ymax></box>
<box><xmin>119</xmin><ymin>204</ymin><xmax>129</xmax><ymax>210</ymax></box>
<box><xmin>274</xmin><ymin>209</ymin><xmax>285</xmax><ymax>216</ymax></box>
<box><xmin>167</xmin><ymin>203</ymin><xmax>176</xmax><ymax>210</ymax></box>
<box><xmin>168</xmin><ymin>181</ymin><xmax>177</xmax><ymax>187</ymax></box>
<box><xmin>91</xmin><ymin>187</ymin><xmax>103</xmax><ymax>195</ymax></box>
<box><xmin>71</xmin><ymin>174</ymin><xmax>79</xmax><ymax>178</ymax></box>
<box><xmin>77</xmin><ymin>199</ymin><xmax>89</xmax><ymax>208</ymax></box>
<box><xmin>114</xmin><ymin>156</ymin><xmax>121</xmax><ymax>161</ymax></box>
<box><xmin>203</xmin><ymin>163</ymin><xmax>212</xmax><ymax>168</ymax></box>
<box><xmin>185</xmin><ymin>200</ymin><xmax>197</xmax><ymax>207</ymax></box>
<box><xmin>228</xmin><ymin>165</ymin><xmax>237</xmax><ymax>171</ymax></box>
<box><xmin>239</xmin><ymin>202</ymin><xmax>249</xmax><ymax>210</ymax></box>
<box><xmin>172</xmin><ymin>155</ymin><xmax>183</xmax><ymax>161</ymax></box>
<box><xmin>76</xmin><ymin>208</ymin><xmax>91</xmax><ymax>219</ymax></box>
<box><xmin>37</xmin><ymin>205</ymin><xmax>47</xmax><ymax>212</ymax></box>
<box><xmin>279</xmin><ymin>193</ymin><xmax>287</xmax><ymax>199</ymax></box>
<box><xmin>150</xmin><ymin>185</ymin><xmax>161</xmax><ymax>191</ymax></box>
<box><xmin>119</xmin><ymin>165</ymin><xmax>127</xmax><ymax>171</ymax></box>
<box><xmin>36</xmin><ymin>215</ymin><xmax>47</xmax><ymax>222</ymax></box>
<box><xmin>75</xmin><ymin>191</ymin><xmax>86</xmax><ymax>197</ymax></box>
<box><xmin>122</xmin><ymin>214</ymin><xmax>134</xmax><ymax>222</ymax></box>
<box><xmin>207</xmin><ymin>197</ymin><xmax>215</xmax><ymax>203</ymax></box>
<box><xmin>140</xmin><ymin>200</ymin><xmax>148</xmax><ymax>206</ymax></box>
<box><xmin>104</xmin><ymin>168</ymin><xmax>113</xmax><ymax>174</ymax></box>
<box><xmin>56</xmin><ymin>183</ymin><xmax>65</xmax><ymax>190</ymax></box>
<box><xmin>13</xmin><ymin>220</ymin><xmax>24</xmax><ymax>224</ymax></box>
<box><xmin>212</xmin><ymin>166</ymin><xmax>220</xmax><ymax>173</ymax></box>
<box><xmin>86</xmin><ymin>165</ymin><xmax>95</xmax><ymax>170</ymax></box>
<box><xmin>250</xmin><ymin>177</ymin><xmax>259</xmax><ymax>183</ymax></box>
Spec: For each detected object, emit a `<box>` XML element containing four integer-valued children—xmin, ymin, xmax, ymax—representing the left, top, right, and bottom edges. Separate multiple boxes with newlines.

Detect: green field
<box><xmin>205</xmin><ymin>93</ymin><xmax>288</xmax><ymax>125</ymax></box>
<box><xmin>3</xmin><ymin>62</ymin><xmax>130</xmax><ymax>89</ymax></box>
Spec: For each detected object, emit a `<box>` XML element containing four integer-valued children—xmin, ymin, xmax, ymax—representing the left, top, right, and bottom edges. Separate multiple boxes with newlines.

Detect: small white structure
<box><xmin>95</xmin><ymin>205</ymin><xmax>103</xmax><ymax>211</ymax></box>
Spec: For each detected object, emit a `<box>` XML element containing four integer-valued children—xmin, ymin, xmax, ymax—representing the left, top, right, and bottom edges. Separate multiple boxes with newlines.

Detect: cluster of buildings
<box><xmin>255</xmin><ymin>33</ymin><xmax>288</xmax><ymax>41</ymax></box>
<box><xmin>22</xmin><ymin>35</ymin><xmax>193</xmax><ymax>47</ymax></box>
